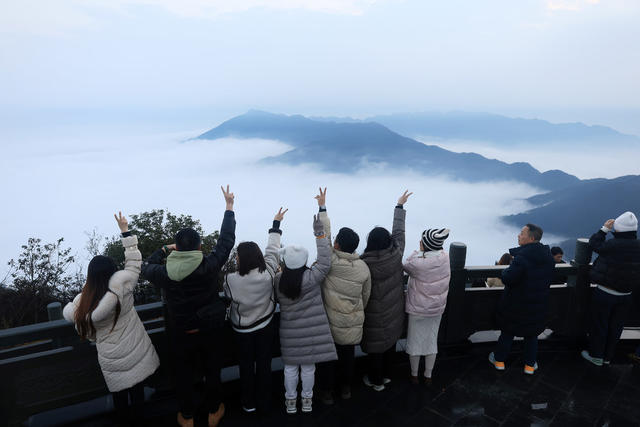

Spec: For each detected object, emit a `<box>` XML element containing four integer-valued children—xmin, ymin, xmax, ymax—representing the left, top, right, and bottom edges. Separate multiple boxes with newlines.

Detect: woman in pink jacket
<box><xmin>403</xmin><ymin>228</ymin><xmax>450</xmax><ymax>385</ymax></box>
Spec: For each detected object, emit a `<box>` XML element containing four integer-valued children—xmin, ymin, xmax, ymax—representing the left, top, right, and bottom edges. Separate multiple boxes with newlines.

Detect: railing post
<box><xmin>569</xmin><ymin>238</ymin><xmax>592</xmax><ymax>340</ymax></box>
<box><xmin>442</xmin><ymin>242</ymin><xmax>468</xmax><ymax>345</ymax></box>
<box><xmin>47</xmin><ymin>302</ymin><xmax>62</xmax><ymax>321</ymax></box>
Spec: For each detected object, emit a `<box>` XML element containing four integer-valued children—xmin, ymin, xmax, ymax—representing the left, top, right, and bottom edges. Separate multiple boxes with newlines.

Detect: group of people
<box><xmin>61</xmin><ymin>185</ymin><xmax>640</xmax><ymax>426</ymax></box>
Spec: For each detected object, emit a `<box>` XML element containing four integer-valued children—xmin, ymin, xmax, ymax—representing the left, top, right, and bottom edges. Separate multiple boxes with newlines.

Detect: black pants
<box><xmin>174</xmin><ymin>328</ymin><xmax>222</xmax><ymax>419</ymax></box>
<box><xmin>589</xmin><ymin>287</ymin><xmax>633</xmax><ymax>360</ymax></box>
<box><xmin>320</xmin><ymin>343</ymin><xmax>356</xmax><ymax>391</ymax></box>
<box><xmin>233</xmin><ymin>319</ymin><xmax>275</xmax><ymax>412</ymax></box>
<box><xmin>112</xmin><ymin>381</ymin><xmax>145</xmax><ymax>424</ymax></box>
<box><xmin>495</xmin><ymin>333</ymin><xmax>538</xmax><ymax>366</ymax></box>
<box><xmin>368</xmin><ymin>344</ymin><xmax>396</xmax><ymax>386</ymax></box>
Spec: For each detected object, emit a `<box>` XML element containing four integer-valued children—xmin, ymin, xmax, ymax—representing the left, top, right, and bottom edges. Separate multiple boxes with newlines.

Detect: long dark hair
<box><xmin>236</xmin><ymin>242</ymin><xmax>266</xmax><ymax>276</ymax></box>
<box><xmin>74</xmin><ymin>255</ymin><xmax>120</xmax><ymax>340</ymax></box>
<box><xmin>364</xmin><ymin>227</ymin><xmax>391</xmax><ymax>253</ymax></box>
<box><xmin>279</xmin><ymin>266</ymin><xmax>307</xmax><ymax>300</ymax></box>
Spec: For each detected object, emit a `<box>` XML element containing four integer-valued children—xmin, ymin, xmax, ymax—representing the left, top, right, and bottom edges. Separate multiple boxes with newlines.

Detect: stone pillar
<box><xmin>47</xmin><ymin>302</ymin><xmax>62</xmax><ymax>321</ymax></box>
<box><xmin>441</xmin><ymin>242</ymin><xmax>468</xmax><ymax>345</ymax></box>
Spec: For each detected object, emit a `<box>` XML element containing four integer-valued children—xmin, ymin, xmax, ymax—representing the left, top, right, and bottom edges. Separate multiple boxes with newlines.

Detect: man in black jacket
<box><xmin>488</xmin><ymin>223</ymin><xmax>555</xmax><ymax>375</ymax></box>
<box><xmin>142</xmin><ymin>185</ymin><xmax>236</xmax><ymax>427</ymax></box>
<box><xmin>581</xmin><ymin>211</ymin><xmax>640</xmax><ymax>366</ymax></box>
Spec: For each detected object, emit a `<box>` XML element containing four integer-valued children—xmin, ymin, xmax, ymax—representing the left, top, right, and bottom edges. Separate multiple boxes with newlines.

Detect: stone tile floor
<box><xmin>66</xmin><ymin>342</ymin><xmax>640</xmax><ymax>426</ymax></box>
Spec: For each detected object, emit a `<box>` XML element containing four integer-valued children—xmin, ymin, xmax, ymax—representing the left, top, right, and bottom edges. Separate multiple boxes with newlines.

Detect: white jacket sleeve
<box><xmin>264</xmin><ymin>232</ymin><xmax>282</xmax><ymax>276</ymax></box>
<box><xmin>120</xmin><ymin>235</ymin><xmax>142</xmax><ymax>294</ymax></box>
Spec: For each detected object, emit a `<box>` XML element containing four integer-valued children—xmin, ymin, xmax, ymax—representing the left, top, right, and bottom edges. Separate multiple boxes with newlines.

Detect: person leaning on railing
<box><xmin>63</xmin><ymin>212</ymin><xmax>160</xmax><ymax>426</ymax></box>
<box><xmin>581</xmin><ymin>212</ymin><xmax>640</xmax><ymax>367</ymax></box>
<box><xmin>141</xmin><ymin>185</ymin><xmax>236</xmax><ymax>427</ymax></box>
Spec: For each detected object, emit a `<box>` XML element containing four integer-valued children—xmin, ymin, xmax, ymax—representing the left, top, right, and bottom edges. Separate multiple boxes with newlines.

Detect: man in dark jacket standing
<box><xmin>489</xmin><ymin>223</ymin><xmax>554</xmax><ymax>375</ymax></box>
<box><xmin>581</xmin><ymin>211</ymin><xmax>640</xmax><ymax>366</ymax></box>
<box><xmin>142</xmin><ymin>186</ymin><xmax>236</xmax><ymax>427</ymax></box>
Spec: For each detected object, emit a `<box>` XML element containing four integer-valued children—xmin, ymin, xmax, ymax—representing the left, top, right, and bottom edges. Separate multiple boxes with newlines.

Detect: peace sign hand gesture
<box><xmin>315</xmin><ymin>187</ymin><xmax>327</xmax><ymax>206</ymax></box>
<box><xmin>274</xmin><ymin>207</ymin><xmax>288</xmax><ymax>222</ymax></box>
<box><xmin>221</xmin><ymin>185</ymin><xmax>235</xmax><ymax>210</ymax></box>
<box><xmin>398</xmin><ymin>190</ymin><xmax>413</xmax><ymax>206</ymax></box>
<box><xmin>114</xmin><ymin>211</ymin><xmax>129</xmax><ymax>233</ymax></box>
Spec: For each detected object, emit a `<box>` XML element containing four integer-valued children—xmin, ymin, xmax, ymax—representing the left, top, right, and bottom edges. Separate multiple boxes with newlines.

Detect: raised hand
<box><xmin>274</xmin><ymin>207</ymin><xmax>288</xmax><ymax>222</ymax></box>
<box><xmin>114</xmin><ymin>211</ymin><xmax>129</xmax><ymax>233</ymax></box>
<box><xmin>604</xmin><ymin>219</ymin><xmax>615</xmax><ymax>230</ymax></box>
<box><xmin>221</xmin><ymin>185</ymin><xmax>235</xmax><ymax>210</ymax></box>
<box><xmin>313</xmin><ymin>214</ymin><xmax>325</xmax><ymax>236</ymax></box>
<box><xmin>314</xmin><ymin>187</ymin><xmax>327</xmax><ymax>206</ymax></box>
<box><xmin>398</xmin><ymin>190</ymin><xmax>413</xmax><ymax>205</ymax></box>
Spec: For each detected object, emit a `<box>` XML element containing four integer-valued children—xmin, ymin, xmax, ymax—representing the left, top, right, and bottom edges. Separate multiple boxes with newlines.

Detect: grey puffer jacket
<box><xmin>360</xmin><ymin>207</ymin><xmax>406</xmax><ymax>353</ymax></box>
<box><xmin>275</xmin><ymin>232</ymin><xmax>337</xmax><ymax>366</ymax></box>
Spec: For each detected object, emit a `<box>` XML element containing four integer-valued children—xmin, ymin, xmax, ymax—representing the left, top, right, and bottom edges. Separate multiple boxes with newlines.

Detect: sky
<box><xmin>1</xmin><ymin>0</ymin><xmax>639</xmax><ymax>134</ymax></box>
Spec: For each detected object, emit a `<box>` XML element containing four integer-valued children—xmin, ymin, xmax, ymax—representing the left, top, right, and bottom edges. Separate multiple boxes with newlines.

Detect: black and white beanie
<box><xmin>421</xmin><ymin>228</ymin><xmax>450</xmax><ymax>252</ymax></box>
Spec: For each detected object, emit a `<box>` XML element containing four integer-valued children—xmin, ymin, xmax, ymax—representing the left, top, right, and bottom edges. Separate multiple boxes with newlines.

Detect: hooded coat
<box><xmin>497</xmin><ymin>242</ymin><xmax>555</xmax><ymax>337</ymax></box>
<box><xmin>63</xmin><ymin>235</ymin><xmax>160</xmax><ymax>392</ymax></box>
<box><xmin>319</xmin><ymin>210</ymin><xmax>371</xmax><ymax>346</ymax></box>
<box><xmin>360</xmin><ymin>207</ymin><xmax>407</xmax><ymax>353</ymax></box>
<box><xmin>275</xmin><ymin>231</ymin><xmax>337</xmax><ymax>365</ymax></box>
<box><xmin>589</xmin><ymin>229</ymin><xmax>640</xmax><ymax>293</ymax></box>
<box><xmin>141</xmin><ymin>210</ymin><xmax>236</xmax><ymax>332</ymax></box>
<box><xmin>404</xmin><ymin>249</ymin><xmax>451</xmax><ymax>317</ymax></box>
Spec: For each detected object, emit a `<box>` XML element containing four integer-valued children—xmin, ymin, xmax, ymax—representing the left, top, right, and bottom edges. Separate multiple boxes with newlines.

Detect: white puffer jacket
<box><xmin>319</xmin><ymin>210</ymin><xmax>371</xmax><ymax>345</ymax></box>
<box><xmin>403</xmin><ymin>249</ymin><xmax>451</xmax><ymax>317</ymax></box>
<box><xmin>63</xmin><ymin>235</ymin><xmax>160</xmax><ymax>392</ymax></box>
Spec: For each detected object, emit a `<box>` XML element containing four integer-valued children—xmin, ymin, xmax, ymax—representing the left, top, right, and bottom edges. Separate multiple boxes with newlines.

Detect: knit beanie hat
<box><xmin>613</xmin><ymin>211</ymin><xmax>638</xmax><ymax>232</ymax></box>
<box><xmin>279</xmin><ymin>245</ymin><xmax>309</xmax><ymax>269</ymax></box>
<box><xmin>421</xmin><ymin>228</ymin><xmax>450</xmax><ymax>252</ymax></box>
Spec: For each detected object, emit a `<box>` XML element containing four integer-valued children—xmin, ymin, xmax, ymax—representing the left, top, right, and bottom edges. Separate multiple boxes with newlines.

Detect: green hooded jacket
<box><xmin>166</xmin><ymin>250</ymin><xmax>204</xmax><ymax>282</ymax></box>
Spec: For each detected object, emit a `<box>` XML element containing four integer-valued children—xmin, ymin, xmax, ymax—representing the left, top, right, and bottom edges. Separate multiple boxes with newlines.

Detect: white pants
<box><xmin>284</xmin><ymin>364</ymin><xmax>315</xmax><ymax>399</ymax></box>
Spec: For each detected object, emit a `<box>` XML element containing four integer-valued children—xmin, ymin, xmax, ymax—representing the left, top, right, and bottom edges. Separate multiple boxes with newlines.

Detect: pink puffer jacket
<box><xmin>403</xmin><ymin>250</ymin><xmax>451</xmax><ymax>317</ymax></box>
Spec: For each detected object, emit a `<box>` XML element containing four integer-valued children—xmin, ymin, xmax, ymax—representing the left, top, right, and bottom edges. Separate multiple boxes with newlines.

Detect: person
<box><xmin>360</xmin><ymin>191</ymin><xmax>412</xmax><ymax>391</ymax></box>
<box><xmin>316</xmin><ymin>187</ymin><xmax>371</xmax><ymax>403</ymax></box>
<box><xmin>64</xmin><ymin>212</ymin><xmax>160</xmax><ymax>425</ymax></box>
<box><xmin>488</xmin><ymin>223</ymin><xmax>554</xmax><ymax>375</ymax></box>
<box><xmin>141</xmin><ymin>186</ymin><xmax>236</xmax><ymax>427</ymax></box>
<box><xmin>581</xmin><ymin>212</ymin><xmax>640</xmax><ymax>366</ymax></box>
<box><xmin>224</xmin><ymin>207</ymin><xmax>285</xmax><ymax>414</ymax></box>
<box><xmin>274</xmin><ymin>211</ymin><xmax>337</xmax><ymax>414</ymax></box>
<box><xmin>486</xmin><ymin>253</ymin><xmax>513</xmax><ymax>288</ymax></box>
<box><xmin>551</xmin><ymin>247</ymin><xmax>566</xmax><ymax>264</ymax></box>
<box><xmin>403</xmin><ymin>227</ymin><xmax>451</xmax><ymax>385</ymax></box>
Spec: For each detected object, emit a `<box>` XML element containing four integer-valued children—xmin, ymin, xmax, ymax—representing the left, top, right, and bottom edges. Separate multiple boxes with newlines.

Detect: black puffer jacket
<box><xmin>360</xmin><ymin>207</ymin><xmax>406</xmax><ymax>353</ymax></box>
<box><xmin>589</xmin><ymin>230</ymin><xmax>640</xmax><ymax>293</ymax></box>
<box><xmin>497</xmin><ymin>242</ymin><xmax>555</xmax><ymax>337</ymax></box>
<box><xmin>142</xmin><ymin>210</ymin><xmax>236</xmax><ymax>332</ymax></box>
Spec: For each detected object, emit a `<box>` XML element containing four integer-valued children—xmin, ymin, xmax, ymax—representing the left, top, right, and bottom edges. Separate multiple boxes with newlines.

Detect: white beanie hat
<box><xmin>279</xmin><ymin>245</ymin><xmax>309</xmax><ymax>269</ymax></box>
<box><xmin>613</xmin><ymin>211</ymin><xmax>638</xmax><ymax>232</ymax></box>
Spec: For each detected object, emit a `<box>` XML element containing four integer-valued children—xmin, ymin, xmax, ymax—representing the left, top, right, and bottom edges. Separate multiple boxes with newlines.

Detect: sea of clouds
<box><xmin>0</xmin><ymin>126</ymin><xmax>571</xmax><ymax>279</ymax></box>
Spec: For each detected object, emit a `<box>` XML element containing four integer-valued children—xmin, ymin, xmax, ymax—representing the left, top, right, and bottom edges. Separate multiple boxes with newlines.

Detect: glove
<box><xmin>313</xmin><ymin>214</ymin><xmax>325</xmax><ymax>237</ymax></box>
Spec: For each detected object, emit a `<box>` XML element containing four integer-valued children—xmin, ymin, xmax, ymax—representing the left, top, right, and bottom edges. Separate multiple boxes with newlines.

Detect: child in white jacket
<box><xmin>403</xmin><ymin>228</ymin><xmax>450</xmax><ymax>385</ymax></box>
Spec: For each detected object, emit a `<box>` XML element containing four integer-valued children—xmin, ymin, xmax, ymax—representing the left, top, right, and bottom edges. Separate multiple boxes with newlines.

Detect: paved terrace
<box><xmin>44</xmin><ymin>338</ymin><xmax>640</xmax><ymax>427</ymax></box>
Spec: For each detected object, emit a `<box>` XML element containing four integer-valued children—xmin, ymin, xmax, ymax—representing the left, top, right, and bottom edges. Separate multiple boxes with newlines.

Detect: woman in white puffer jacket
<box><xmin>63</xmin><ymin>212</ymin><xmax>159</xmax><ymax>423</ymax></box>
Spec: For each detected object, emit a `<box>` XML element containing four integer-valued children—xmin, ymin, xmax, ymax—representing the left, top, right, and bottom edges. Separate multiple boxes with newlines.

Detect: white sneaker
<box><xmin>285</xmin><ymin>398</ymin><xmax>297</xmax><ymax>414</ymax></box>
<box><xmin>382</xmin><ymin>378</ymin><xmax>391</xmax><ymax>385</ymax></box>
<box><xmin>363</xmin><ymin>375</ymin><xmax>385</xmax><ymax>391</ymax></box>
<box><xmin>581</xmin><ymin>350</ymin><xmax>604</xmax><ymax>367</ymax></box>
<box><xmin>301</xmin><ymin>397</ymin><xmax>313</xmax><ymax>413</ymax></box>
<box><xmin>242</xmin><ymin>406</ymin><xmax>256</xmax><ymax>413</ymax></box>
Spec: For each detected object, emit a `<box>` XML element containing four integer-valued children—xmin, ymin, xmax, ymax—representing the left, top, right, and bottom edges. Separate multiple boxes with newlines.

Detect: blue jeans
<box><xmin>589</xmin><ymin>287</ymin><xmax>632</xmax><ymax>360</ymax></box>
<box><xmin>494</xmin><ymin>333</ymin><xmax>538</xmax><ymax>366</ymax></box>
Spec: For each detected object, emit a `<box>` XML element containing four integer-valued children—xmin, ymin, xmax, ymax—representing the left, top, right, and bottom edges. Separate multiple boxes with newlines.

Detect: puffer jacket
<box><xmin>141</xmin><ymin>210</ymin><xmax>236</xmax><ymax>332</ymax></box>
<box><xmin>360</xmin><ymin>207</ymin><xmax>406</xmax><ymax>353</ymax></box>
<box><xmin>497</xmin><ymin>242</ymin><xmax>555</xmax><ymax>337</ymax></box>
<box><xmin>404</xmin><ymin>249</ymin><xmax>451</xmax><ymax>317</ymax></box>
<box><xmin>319</xmin><ymin>210</ymin><xmax>371</xmax><ymax>345</ymax></box>
<box><xmin>225</xmin><ymin>229</ymin><xmax>281</xmax><ymax>332</ymax></box>
<box><xmin>589</xmin><ymin>229</ymin><xmax>640</xmax><ymax>293</ymax></box>
<box><xmin>64</xmin><ymin>235</ymin><xmax>160</xmax><ymax>392</ymax></box>
<box><xmin>275</xmin><ymin>230</ymin><xmax>337</xmax><ymax>365</ymax></box>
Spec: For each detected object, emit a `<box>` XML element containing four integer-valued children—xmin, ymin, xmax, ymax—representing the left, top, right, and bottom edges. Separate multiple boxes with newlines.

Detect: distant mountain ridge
<box><xmin>314</xmin><ymin>111</ymin><xmax>640</xmax><ymax>146</ymax></box>
<box><xmin>198</xmin><ymin>110</ymin><xmax>579</xmax><ymax>191</ymax></box>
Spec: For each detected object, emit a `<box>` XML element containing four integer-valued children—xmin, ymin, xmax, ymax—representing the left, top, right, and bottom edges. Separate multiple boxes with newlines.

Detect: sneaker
<box><xmin>242</xmin><ymin>406</ymin><xmax>257</xmax><ymax>413</ymax></box>
<box><xmin>488</xmin><ymin>352</ymin><xmax>505</xmax><ymax>371</ymax></box>
<box><xmin>285</xmin><ymin>398</ymin><xmax>297</xmax><ymax>414</ymax></box>
<box><xmin>424</xmin><ymin>377</ymin><xmax>433</xmax><ymax>386</ymax></box>
<box><xmin>604</xmin><ymin>360</ymin><xmax>611</xmax><ymax>365</ymax></box>
<box><xmin>524</xmin><ymin>363</ymin><xmax>538</xmax><ymax>375</ymax></box>
<box><xmin>340</xmin><ymin>385</ymin><xmax>352</xmax><ymax>399</ymax></box>
<box><xmin>627</xmin><ymin>353</ymin><xmax>640</xmax><ymax>365</ymax></box>
<box><xmin>383</xmin><ymin>378</ymin><xmax>391</xmax><ymax>385</ymax></box>
<box><xmin>208</xmin><ymin>403</ymin><xmax>225</xmax><ymax>427</ymax></box>
<box><xmin>363</xmin><ymin>375</ymin><xmax>385</xmax><ymax>391</ymax></box>
<box><xmin>581</xmin><ymin>350</ymin><xmax>604</xmax><ymax>367</ymax></box>
<box><xmin>301</xmin><ymin>397</ymin><xmax>313</xmax><ymax>413</ymax></box>
<box><xmin>320</xmin><ymin>390</ymin><xmax>334</xmax><ymax>405</ymax></box>
<box><xmin>410</xmin><ymin>375</ymin><xmax>419</xmax><ymax>385</ymax></box>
